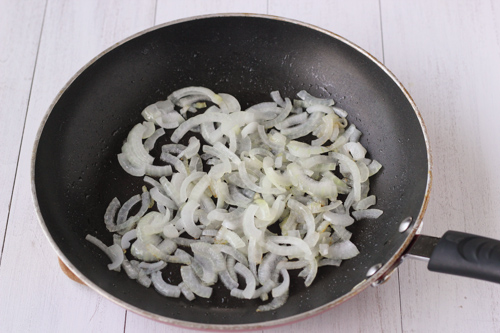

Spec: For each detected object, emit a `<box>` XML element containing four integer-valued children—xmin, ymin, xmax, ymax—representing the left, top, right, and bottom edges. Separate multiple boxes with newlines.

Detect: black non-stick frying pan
<box><xmin>31</xmin><ymin>14</ymin><xmax>500</xmax><ymax>330</ymax></box>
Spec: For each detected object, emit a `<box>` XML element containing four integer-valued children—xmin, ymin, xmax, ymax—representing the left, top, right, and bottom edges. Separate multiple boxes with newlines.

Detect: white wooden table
<box><xmin>2</xmin><ymin>1</ymin><xmax>500</xmax><ymax>332</ymax></box>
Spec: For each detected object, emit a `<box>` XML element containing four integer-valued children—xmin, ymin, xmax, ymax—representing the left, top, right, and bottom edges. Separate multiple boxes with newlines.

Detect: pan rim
<box><xmin>30</xmin><ymin>12</ymin><xmax>432</xmax><ymax>331</ymax></box>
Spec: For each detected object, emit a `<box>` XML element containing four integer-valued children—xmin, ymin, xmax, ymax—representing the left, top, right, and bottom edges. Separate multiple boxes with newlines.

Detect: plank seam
<box><xmin>0</xmin><ymin>0</ymin><xmax>49</xmax><ymax>266</ymax></box>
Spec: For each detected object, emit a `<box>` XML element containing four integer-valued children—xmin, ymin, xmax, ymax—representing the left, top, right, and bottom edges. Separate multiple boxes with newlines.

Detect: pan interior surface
<box><xmin>34</xmin><ymin>15</ymin><xmax>429</xmax><ymax>328</ymax></box>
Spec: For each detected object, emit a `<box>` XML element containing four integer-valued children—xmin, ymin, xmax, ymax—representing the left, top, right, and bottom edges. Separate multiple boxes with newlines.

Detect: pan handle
<box><xmin>408</xmin><ymin>231</ymin><xmax>500</xmax><ymax>283</ymax></box>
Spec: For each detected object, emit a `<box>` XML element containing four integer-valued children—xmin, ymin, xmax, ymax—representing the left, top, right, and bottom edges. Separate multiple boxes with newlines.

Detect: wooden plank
<box><xmin>381</xmin><ymin>0</ymin><xmax>500</xmax><ymax>332</ymax></box>
<box><xmin>155</xmin><ymin>0</ymin><xmax>268</xmax><ymax>24</ymax></box>
<box><xmin>0</xmin><ymin>1</ymin><xmax>156</xmax><ymax>332</ymax></box>
<box><xmin>0</xmin><ymin>0</ymin><xmax>46</xmax><ymax>253</ymax></box>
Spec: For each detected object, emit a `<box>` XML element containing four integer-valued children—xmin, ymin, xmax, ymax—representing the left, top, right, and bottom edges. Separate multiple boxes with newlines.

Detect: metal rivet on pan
<box><xmin>366</xmin><ymin>263</ymin><xmax>382</xmax><ymax>277</ymax></box>
<box><xmin>398</xmin><ymin>216</ymin><xmax>413</xmax><ymax>233</ymax></box>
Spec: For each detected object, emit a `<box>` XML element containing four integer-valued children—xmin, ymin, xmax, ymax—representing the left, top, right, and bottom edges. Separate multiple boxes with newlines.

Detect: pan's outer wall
<box><xmin>34</xmin><ymin>16</ymin><xmax>429</xmax><ymax>328</ymax></box>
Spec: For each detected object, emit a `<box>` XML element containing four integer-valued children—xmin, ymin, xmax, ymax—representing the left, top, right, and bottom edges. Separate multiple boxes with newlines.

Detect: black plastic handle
<box><xmin>428</xmin><ymin>230</ymin><xmax>500</xmax><ymax>283</ymax></box>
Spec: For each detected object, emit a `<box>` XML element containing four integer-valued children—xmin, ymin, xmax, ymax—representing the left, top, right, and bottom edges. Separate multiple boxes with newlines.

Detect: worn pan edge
<box><xmin>30</xmin><ymin>12</ymin><xmax>432</xmax><ymax>331</ymax></box>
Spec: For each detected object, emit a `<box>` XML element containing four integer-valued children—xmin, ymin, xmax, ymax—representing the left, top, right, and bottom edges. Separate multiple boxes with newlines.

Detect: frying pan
<box><xmin>31</xmin><ymin>14</ymin><xmax>500</xmax><ymax>330</ymax></box>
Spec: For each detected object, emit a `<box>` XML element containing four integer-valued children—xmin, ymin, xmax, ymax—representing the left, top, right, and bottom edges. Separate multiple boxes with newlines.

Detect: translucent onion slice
<box><xmin>286</xmin><ymin>141</ymin><xmax>329</xmax><ymax>158</ymax></box>
<box><xmin>258</xmin><ymin>253</ymin><xmax>283</xmax><ymax>285</ymax></box>
<box><xmin>326</xmin><ymin>240</ymin><xmax>360</xmax><ymax>260</ymax></box>
<box><xmin>144</xmin><ymin>128</ymin><xmax>165</xmax><ymax>152</ymax></box>
<box><xmin>180</xmin><ymin>201</ymin><xmax>202</xmax><ymax>239</ymax></box>
<box><xmin>180</xmin><ymin>265</ymin><xmax>213</xmax><ymax>299</ymax></box>
<box><xmin>122</xmin><ymin>257</ymin><xmax>139</xmax><ymax>279</ymax></box>
<box><xmin>123</xmin><ymin>123</ymin><xmax>155</xmax><ymax>164</ymax></box>
<box><xmin>297</xmin><ymin>90</ymin><xmax>335</xmax><ymax>106</ymax></box>
<box><xmin>256</xmin><ymin>291</ymin><xmax>289</xmax><ymax>312</ymax></box>
<box><xmin>287</xmin><ymin>163</ymin><xmax>337</xmax><ymax>199</ymax></box>
<box><xmin>178</xmin><ymin>136</ymin><xmax>200</xmax><ymax>159</ymax></box>
<box><xmin>287</xmin><ymin>199</ymin><xmax>319</xmax><ymax>247</ymax></box>
<box><xmin>151</xmin><ymin>271</ymin><xmax>181</xmax><ymax>298</ymax></box>
<box><xmin>171</xmin><ymin>111</ymin><xmax>251</xmax><ymax>143</ymax></box>
<box><xmin>160</xmin><ymin>152</ymin><xmax>187</xmax><ymax>175</ymax></box>
<box><xmin>368</xmin><ymin>160</ymin><xmax>383</xmax><ymax>176</ymax></box>
<box><xmin>179</xmin><ymin>171</ymin><xmax>205</xmax><ymax>203</ymax></box>
<box><xmin>137</xmin><ymin>269</ymin><xmax>152</xmax><ymax>288</ymax></box>
<box><xmin>323</xmin><ymin>211</ymin><xmax>355</xmax><ymax>227</ymax></box>
<box><xmin>272</xmin><ymin>268</ymin><xmax>290</xmax><ymax>298</ymax></box>
<box><xmin>150</xmin><ymin>187</ymin><xmax>177</xmax><ymax>210</ymax></box>
<box><xmin>159</xmin><ymin>176</ymin><xmax>183</xmax><ymax>207</ymax></box>
<box><xmin>230</xmin><ymin>263</ymin><xmax>257</xmax><ymax>299</ymax></box>
<box><xmin>216</xmin><ymin>226</ymin><xmax>246</xmax><ymax>249</ymax></box>
<box><xmin>263</xmin><ymin>98</ymin><xmax>293</xmax><ymax>129</ymax></box>
<box><xmin>330</xmin><ymin>152</ymin><xmax>361</xmax><ymax>202</ymax></box>
<box><xmin>104</xmin><ymin>198</ymin><xmax>121</xmax><ymax>231</ymax></box>
<box><xmin>281</xmin><ymin>112</ymin><xmax>323</xmax><ymax>139</ymax></box>
<box><xmin>220</xmin><ymin>270</ymin><xmax>239</xmax><ymax>290</ymax></box>
<box><xmin>191</xmin><ymin>242</ymin><xmax>226</xmax><ymax>272</ymax></box>
<box><xmin>121</xmin><ymin>229</ymin><xmax>137</xmax><ymax>249</ymax></box>
<box><xmin>139</xmin><ymin>261</ymin><xmax>167</xmax><ymax>274</ymax></box>
<box><xmin>168</xmin><ymin>86</ymin><xmax>223</xmax><ymax>106</ymax></box>
<box><xmin>238</xmin><ymin>162</ymin><xmax>284</xmax><ymax>195</ymax></box>
<box><xmin>108</xmin><ymin>88</ymin><xmax>385</xmax><ymax>310</ymax></box>
<box><xmin>351</xmin><ymin>209</ymin><xmax>383</xmax><ymax>221</ymax></box>
<box><xmin>343</xmin><ymin>142</ymin><xmax>367</xmax><ymax>161</ymax></box>
<box><xmin>353</xmin><ymin>195</ymin><xmax>376</xmax><ymax>211</ymax></box>
<box><xmin>219</xmin><ymin>93</ymin><xmax>241</xmax><ymax>113</ymax></box>
<box><xmin>332</xmin><ymin>106</ymin><xmax>348</xmax><ymax>118</ymax></box>
<box><xmin>85</xmin><ymin>235</ymin><xmax>124</xmax><ymax>271</ymax></box>
<box><xmin>116</xmin><ymin>194</ymin><xmax>141</xmax><ymax>226</ymax></box>
<box><xmin>179</xmin><ymin>282</ymin><xmax>196</xmax><ymax>301</ymax></box>
<box><xmin>266</xmin><ymin>236</ymin><xmax>312</xmax><ymax>257</ymax></box>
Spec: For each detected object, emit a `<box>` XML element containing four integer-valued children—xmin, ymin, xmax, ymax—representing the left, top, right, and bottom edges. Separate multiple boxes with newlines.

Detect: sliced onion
<box><xmin>105</xmin><ymin>88</ymin><xmax>384</xmax><ymax>310</ymax></box>
<box><xmin>353</xmin><ymin>195</ymin><xmax>376</xmax><ymax>210</ymax></box>
<box><xmin>330</xmin><ymin>152</ymin><xmax>361</xmax><ymax>202</ymax></box>
<box><xmin>121</xmin><ymin>229</ymin><xmax>137</xmax><ymax>249</ymax></box>
<box><xmin>116</xmin><ymin>194</ymin><xmax>141</xmax><ymax>226</ymax></box>
<box><xmin>326</xmin><ymin>240</ymin><xmax>360</xmax><ymax>260</ymax></box>
<box><xmin>180</xmin><ymin>265</ymin><xmax>213</xmax><ymax>299</ymax></box>
<box><xmin>139</xmin><ymin>261</ymin><xmax>167</xmax><ymax>274</ymax></box>
<box><xmin>272</xmin><ymin>268</ymin><xmax>290</xmax><ymax>297</ymax></box>
<box><xmin>137</xmin><ymin>269</ymin><xmax>152</xmax><ymax>288</ymax></box>
<box><xmin>122</xmin><ymin>257</ymin><xmax>139</xmax><ymax>279</ymax></box>
<box><xmin>144</xmin><ymin>128</ymin><xmax>165</xmax><ymax>152</ymax></box>
<box><xmin>258</xmin><ymin>253</ymin><xmax>283</xmax><ymax>285</ymax></box>
<box><xmin>323</xmin><ymin>211</ymin><xmax>355</xmax><ymax>227</ymax></box>
<box><xmin>352</xmin><ymin>208</ymin><xmax>383</xmax><ymax>220</ymax></box>
<box><xmin>256</xmin><ymin>291</ymin><xmax>289</xmax><ymax>312</ymax></box>
<box><xmin>179</xmin><ymin>282</ymin><xmax>196</xmax><ymax>301</ymax></box>
<box><xmin>179</xmin><ymin>171</ymin><xmax>205</xmax><ymax>203</ymax></box>
<box><xmin>85</xmin><ymin>235</ymin><xmax>124</xmax><ymax>271</ymax></box>
<box><xmin>216</xmin><ymin>226</ymin><xmax>246</xmax><ymax>249</ymax></box>
<box><xmin>230</xmin><ymin>263</ymin><xmax>257</xmax><ymax>299</ymax></box>
<box><xmin>104</xmin><ymin>198</ymin><xmax>121</xmax><ymax>231</ymax></box>
<box><xmin>151</xmin><ymin>271</ymin><xmax>181</xmax><ymax>298</ymax></box>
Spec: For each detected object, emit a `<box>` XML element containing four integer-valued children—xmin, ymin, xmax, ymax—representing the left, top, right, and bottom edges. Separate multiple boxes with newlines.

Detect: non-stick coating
<box><xmin>34</xmin><ymin>15</ymin><xmax>429</xmax><ymax>328</ymax></box>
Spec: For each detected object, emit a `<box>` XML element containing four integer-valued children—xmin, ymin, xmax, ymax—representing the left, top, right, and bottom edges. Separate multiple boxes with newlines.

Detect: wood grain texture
<box><xmin>0</xmin><ymin>1</ymin><xmax>156</xmax><ymax>332</ymax></box>
<box><xmin>381</xmin><ymin>0</ymin><xmax>500</xmax><ymax>332</ymax></box>
<box><xmin>155</xmin><ymin>0</ymin><xmax>268</xmax><ymax>25</ymax></box>
<box><xmin>0</xmin><ymin>0</ymin><xmax>46</xmax><ymax>258</ymax></box>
